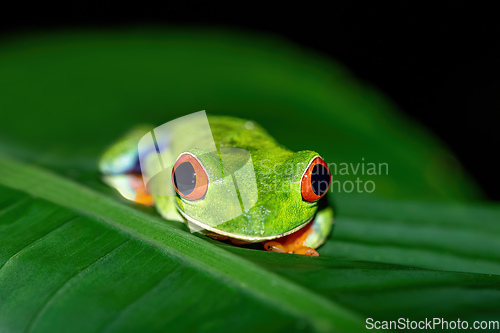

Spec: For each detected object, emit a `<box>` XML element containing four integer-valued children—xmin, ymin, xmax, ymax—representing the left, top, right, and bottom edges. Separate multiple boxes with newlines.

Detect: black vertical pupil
<box><xmin>311</xmin><ymin>164</ymin><xmax>330</xmax><ymax>196</ymax></box>
<box><xmin>173</xmin><ymin>162</ymin><xmax>197</xmax><ymax>195</ymax></box>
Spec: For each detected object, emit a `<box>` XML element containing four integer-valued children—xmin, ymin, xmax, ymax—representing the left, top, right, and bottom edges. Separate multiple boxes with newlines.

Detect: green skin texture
<box><xmin>100</xmin><ymin>116</ymin><xmax>333</xmax><ymax>249</ymax></box>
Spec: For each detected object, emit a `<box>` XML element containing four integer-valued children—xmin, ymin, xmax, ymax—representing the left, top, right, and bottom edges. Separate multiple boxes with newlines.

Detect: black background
<box><xmin>1</xmin><ymin>2</ymin><xmax>499</xmax><ymax>200</ymax></box>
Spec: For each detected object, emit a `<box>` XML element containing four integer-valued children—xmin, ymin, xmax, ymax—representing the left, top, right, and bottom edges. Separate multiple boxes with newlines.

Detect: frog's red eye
<box><xmin>301</xmin><ymin>157</ymin><xmax>330</xmax><ymax>202</ymax></box>
<box><xmin>172</xmin><ymin>153</ymin><xmax>208</xmax><ymax>200</ymax></box>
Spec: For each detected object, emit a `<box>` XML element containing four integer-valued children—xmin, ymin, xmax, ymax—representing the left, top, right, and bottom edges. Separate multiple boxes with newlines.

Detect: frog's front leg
<box><xmin>263</xmin><ymin>203</ymin><xmax>334</xmax><ymax>256</ymax></box>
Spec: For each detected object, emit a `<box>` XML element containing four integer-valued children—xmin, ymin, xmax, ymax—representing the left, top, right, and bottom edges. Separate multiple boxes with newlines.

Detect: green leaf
<box><xmin>0</xmin><ymin>155</ymin><xmax>366</xmax><ymax>333</ymax></box>
<box><xmin>324</xmin><ymin>195</ymin><xmax>500</xmax><ymax>275</ymax></box>
<box><xmin>1</xmin><ymin>29</ymin><xmax>499</xmax><ymax>332</ymax></box>
<box><xmin>1</xmin><ymin>155</ymin><xmax>500</xmax><ymax>333</ymax></box>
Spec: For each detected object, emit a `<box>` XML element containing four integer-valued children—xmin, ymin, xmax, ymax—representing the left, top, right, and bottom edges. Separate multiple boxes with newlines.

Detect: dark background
<box><xmin>1</xmin><ymin>2</ymin><xmax>498</xmax><ymax>200</ymax></box>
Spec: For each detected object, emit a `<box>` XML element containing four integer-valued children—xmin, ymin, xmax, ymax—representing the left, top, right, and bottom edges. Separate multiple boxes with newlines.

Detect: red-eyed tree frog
<box><xmin>99</xmin><ymin>116</ymin><xmax>333</xmax><ymax>256</ymax></box>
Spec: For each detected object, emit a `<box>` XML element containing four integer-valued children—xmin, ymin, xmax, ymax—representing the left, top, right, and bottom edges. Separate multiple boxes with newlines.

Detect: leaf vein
<box><xmin>25</xmin><ymin>239</ymin><xmax>132</xmax><ymax>333</ymax></box>
<box><xmin>0</xmin><ymin>216</ymin><xmax>79</xmax><ymax>274</ymax></box>
<box><xmin>101</xmin><ymin>265</ymin><xmax>182</xmax><ymax>333</ymax></box>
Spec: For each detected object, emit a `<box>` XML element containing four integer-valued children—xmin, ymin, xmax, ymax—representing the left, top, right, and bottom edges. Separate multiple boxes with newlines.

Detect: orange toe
<box><xmin>294</xmin><ymin>247</ymin><xmax>319</xmax><ymax>256</ymax></box>
<box><xmin>263</xmin><ymin>241</ymin><xmax>286</xmax><ymax>253</ymax></box>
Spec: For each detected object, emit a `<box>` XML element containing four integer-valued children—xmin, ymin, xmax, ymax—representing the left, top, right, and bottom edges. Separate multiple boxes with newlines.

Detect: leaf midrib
<box><xmin>0</xmin><ymin>154</ymin><xmax>365</xmax><ymax>333</ymax></box>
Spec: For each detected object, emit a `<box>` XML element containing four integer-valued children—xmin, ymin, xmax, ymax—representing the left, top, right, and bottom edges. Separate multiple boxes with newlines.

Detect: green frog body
<box><xmin>100</xmin><ymin>115</ymin><xmax>333</xmax><ymax>256</ymax></box>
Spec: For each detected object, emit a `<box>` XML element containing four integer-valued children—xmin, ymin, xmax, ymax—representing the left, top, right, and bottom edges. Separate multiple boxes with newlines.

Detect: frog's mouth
<box><xmin>176</xmin><ymin>207</ymin><xmax>314</xmax><ymax>242</ymax></box>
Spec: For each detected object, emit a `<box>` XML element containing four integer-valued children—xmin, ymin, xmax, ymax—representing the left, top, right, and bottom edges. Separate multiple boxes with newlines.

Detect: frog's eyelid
<box><xmin>300</xmin><ymin>155</ymin><xmax>322</xmax><ymax>181</ymax></box>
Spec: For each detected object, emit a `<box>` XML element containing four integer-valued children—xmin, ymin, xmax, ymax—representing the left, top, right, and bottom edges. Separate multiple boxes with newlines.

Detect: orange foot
<box><xmin>262</xmin><ymin>221</ymin><xmax>319</xmax><ymax>256</ymax></box>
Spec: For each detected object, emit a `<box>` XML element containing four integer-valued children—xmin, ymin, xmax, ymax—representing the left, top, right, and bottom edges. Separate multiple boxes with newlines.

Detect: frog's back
<box><xmin>207</xmin><ymin>116</ymin><xmax>291</xmax><ymax>159</ymax></box>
